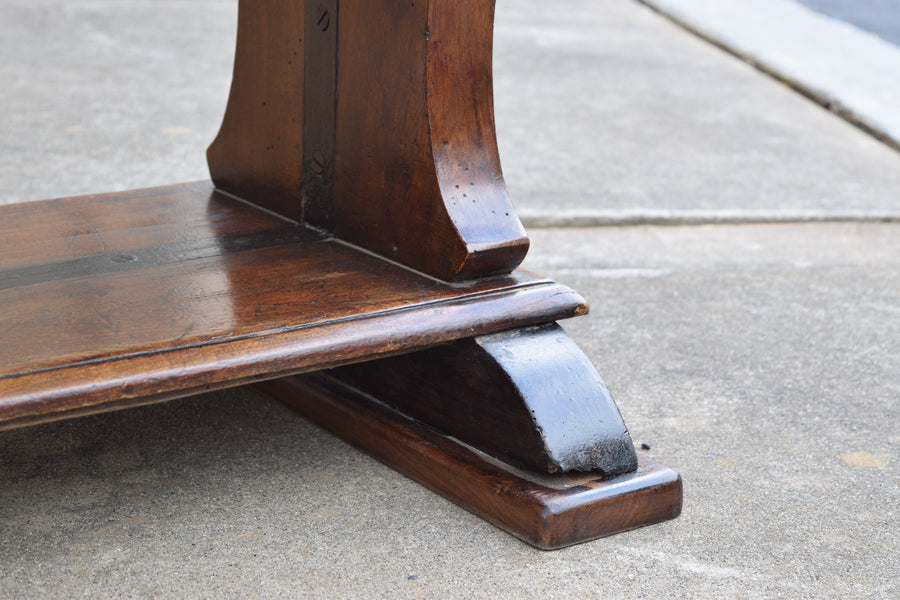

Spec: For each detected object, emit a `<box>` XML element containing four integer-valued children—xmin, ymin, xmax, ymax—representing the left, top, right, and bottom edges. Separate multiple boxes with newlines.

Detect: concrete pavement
<box><xmin>1</xmin><ymin>1</ymin><xmax>898</xmax><ymax>598</ymax></box>
<box><xmin>638</xmin><ymin>0</ymin><xmax>900</xmax><ymax>151</ymax></box>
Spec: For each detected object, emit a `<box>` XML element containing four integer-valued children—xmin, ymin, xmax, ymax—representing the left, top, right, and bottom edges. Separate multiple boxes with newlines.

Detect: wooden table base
<box><xmin>2</xmin><ymin>0</ymin><xmax>682</xmax><ymax>548</ymax></box>
<box><xmin>0</xmin><ymin>183</ymin><xmax>583</xmax><ymax>430</ymax></box>
<box><xmin>260</xmin><ymin>373</ymin><xmax>682</xmax><ymax>550</ymax></box>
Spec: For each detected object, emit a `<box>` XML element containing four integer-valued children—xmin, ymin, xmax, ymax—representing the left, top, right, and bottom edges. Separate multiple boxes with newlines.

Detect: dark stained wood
<box><xmin>207</xmin><ymin>0</ymin><xmax>306</xmax><ymax>221</ymax></box>
<box><xmin>302</xmin><ymin>0</ymin><xmax>338</xmax><ymax>229</ymax></box>
<box><xmin>0</xmin><ymin>225</ymin><xmax>322</xmax><ymax>291</ymax></box>
<box><xmin>0</xmin><ymin>182</ymin><xmax>585</xmax><ymax>430</ymax></box>
<box><xmin>261</xmin><ymin>373</ymin><xmax>683</xmax><ymax>549</ymax></box>
<box><xmin>207</xmin><ymin>0</ymin><xmax>529</xmax><ymax>281</ymax></box>
<box><xmin>2</xmin><ymin>0</ymin><xmax>681</xmax><ymax>545</ymax></box>
<box><xmin>0</xmin><ymin>182</ymin><xmax>281</xmax><ymax>268</ymax></box>
<box><xmin>333</xmin><ymin>0</ymin><xmax>528</xmax><ymax>280</ymax></box>
<box><xmin>333</xmin><ymin>324</ymin><xmax>638</xmax><ymax>475</ymax></box>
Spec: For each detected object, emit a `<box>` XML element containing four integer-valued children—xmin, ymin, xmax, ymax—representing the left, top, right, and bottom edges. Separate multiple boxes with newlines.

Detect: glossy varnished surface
<box><xmin>333</xmin><ymin>0</ymin><xmax>529</xmax><ymax>280</ymax></box>
<box><xmin>208</xmin><ymin>0</ymin><xmax>529</xmax><ymax>281</ymax></box>
<box><xmin>335</xmin><ymin>324</ymin><xmax>638</xmax><ymax>475</ymax></box>
<box><xmin>1</xmin><ymin>0</ymin><xmax>681</xmax><ymax>550</ymax></box>
<box><xmin>207</xmin><ymin>0</ymin><xmax>307</xmax><ymax>221</ymax></box>
<box><xmin>0</xmin><ymin>182</ymin><xmax>586</xmax><ymax>429</ymax></box>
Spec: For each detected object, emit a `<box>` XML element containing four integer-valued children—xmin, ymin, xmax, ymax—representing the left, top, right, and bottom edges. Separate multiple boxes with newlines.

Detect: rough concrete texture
<box><xmin>2</xmin><ymin>224</ymin><xmax>897</xmax><ymax>599</ymax></box>
<box><xmin>3</xmin><ymin>0</ymin><xmax>900</xmax><ymax>219</ymax></box>
<box><xmin>1</xmin><ymin>0</ymin><xmax>898</xmax><ymax>598</ymax></box>
<box><xmin>0</xmin><ymin>0</ymin><xmax>235</xmax><ymax>204</ymax></box>
<box><xmin>493</xmin><ymin>0</ymin><xmax>900</xmax><ymax>222</ymax></box>
<box><xmin>638</xmin><ymin>0</ymin><xmax>900</xmax><ymax>151</ymax></box>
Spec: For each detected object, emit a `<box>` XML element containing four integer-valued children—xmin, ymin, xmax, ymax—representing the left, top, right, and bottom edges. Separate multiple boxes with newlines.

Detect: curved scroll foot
<box><xmin>257</xmin><ymin>324</ymin><xmax>682</xmax><ymax>548</ymax></box>
<box><xmin>332</xmin><ymin>323</ymin><xmax>638</xmax><ymax>475</ymax></box>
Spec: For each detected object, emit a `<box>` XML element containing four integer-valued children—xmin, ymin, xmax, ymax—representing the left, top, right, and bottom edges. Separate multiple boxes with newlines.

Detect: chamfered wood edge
<box><xmin>260</xmin><ymin>372</ymin><xmax>683</xmax><ymax>549</ymax></box>
<box><xmin>0</xmin><ymin>279</ymin><xmax>585</xmax><ymax>431</ymax></box>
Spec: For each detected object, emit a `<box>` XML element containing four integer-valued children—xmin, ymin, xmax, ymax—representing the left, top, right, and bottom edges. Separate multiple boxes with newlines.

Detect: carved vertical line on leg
<box><xmin>302</xmin><ymin>0</ymin><xmax>338</xmax><ymax>229</ymax></box>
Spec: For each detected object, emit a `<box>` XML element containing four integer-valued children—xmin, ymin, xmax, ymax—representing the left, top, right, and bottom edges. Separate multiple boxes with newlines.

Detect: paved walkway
<box><xmin>639</xmin><ymin>0</ymin><xmax>900</xmax><ymax>151</ymax></box>
<box><xmin>1</xmin><ymin>1</ymin><xmax>897</xmax><ymax>598</ymax></box>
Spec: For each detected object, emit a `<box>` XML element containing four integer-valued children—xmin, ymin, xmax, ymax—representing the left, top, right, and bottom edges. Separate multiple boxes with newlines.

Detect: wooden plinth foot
<box><xmin>258</xmin><ymin>372</ymin><xmax>682</xmax><ymax>550</ymax></box>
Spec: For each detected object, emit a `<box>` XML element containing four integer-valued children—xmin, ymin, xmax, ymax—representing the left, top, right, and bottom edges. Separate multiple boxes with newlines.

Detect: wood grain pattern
<box><xmin>0</xmin><ymin>182</ymin><xmax>585</xmax><ymax>430</ymax></box>
<box><xmin>0</xmin><ymin>182</ymin><xmax>280</xmax><ymax>268</ymax></box>
<box><xmin>3</xmin><ymin>1</ymin><xmax>681</xmax><ymax>545</ymax></box>
<box><xmin>262</xmin><ymin>373</ymin><xmax>683</xmax><ymax>549</ymax></box>
<box><xmin>334</xmin><ymin>324</ymin><xmax>638</xmax><ymax>475</ymax></box>
<box><xmin>207</xmin><ymin>0</ymin><xmax>306</xmax><ymax>221</ymax></box>
<box><xmin>333</xmin><ymin>0</ymin><xmax>528</xmax><ymax>280</ymax></box>
<box><xmin>207</xmin><ymin>0</ymin><xmax>529</xmax><ymax>281</ymax></box>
